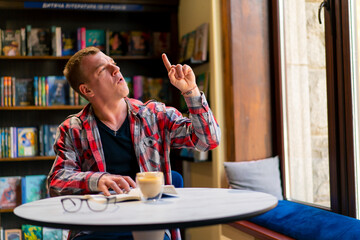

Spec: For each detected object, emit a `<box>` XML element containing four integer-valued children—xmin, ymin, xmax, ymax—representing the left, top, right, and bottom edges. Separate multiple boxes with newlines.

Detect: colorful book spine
<box><xmin>133</xmin><ymin>75</ymin><xmax>144</xmax><ymax>100</ymax></box>
<box><xmin>34</xmin><ymin>76</ymin><xmax>38</xmax><ymax>106</ymax></box>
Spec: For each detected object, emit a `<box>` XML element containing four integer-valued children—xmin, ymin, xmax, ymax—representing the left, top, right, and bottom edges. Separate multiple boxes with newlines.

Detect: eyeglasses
<box><xmin>61</xmin><ymin>195</ymin><xmax>117</xmax><ymax>213</ymax></box>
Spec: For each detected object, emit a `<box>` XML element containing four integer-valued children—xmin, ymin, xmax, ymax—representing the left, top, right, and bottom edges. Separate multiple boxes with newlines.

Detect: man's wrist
<box><xmin>181</xmin><ymin>86</ymin><xmax>200</xmax><ymax>97</ymax></box>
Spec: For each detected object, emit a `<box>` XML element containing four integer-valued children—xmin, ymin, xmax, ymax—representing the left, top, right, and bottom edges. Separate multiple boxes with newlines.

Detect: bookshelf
<box><xmin>0</xmin><ymin>0</ymin><xmax>179</xmax><ymax>230</ymax></box>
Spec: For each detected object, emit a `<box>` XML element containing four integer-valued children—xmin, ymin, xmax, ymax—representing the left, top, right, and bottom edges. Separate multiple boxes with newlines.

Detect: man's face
<box><xmin>80</xmin><ymin>51</ymin><xmax>129</xmax><ymax>101</ymax></box>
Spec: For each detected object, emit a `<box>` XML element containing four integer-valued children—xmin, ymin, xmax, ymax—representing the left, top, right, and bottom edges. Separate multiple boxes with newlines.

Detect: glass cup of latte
<box><xmin>136</xmin><ymin>171</ymin><xmax>164</xmax><ymax>202</ymax></box>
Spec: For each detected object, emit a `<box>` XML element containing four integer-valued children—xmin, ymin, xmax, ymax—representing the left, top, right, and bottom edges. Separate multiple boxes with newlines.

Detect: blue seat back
<box><xmin>171</xmin><ymin>170</ymin><xmax>184</xmax><ymax>188</ymax></box>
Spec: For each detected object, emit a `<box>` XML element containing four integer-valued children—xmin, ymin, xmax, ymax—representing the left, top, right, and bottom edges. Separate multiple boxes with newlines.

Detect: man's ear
<box><xmin>79</xmin><ymin>84</ymin><xmax>93</xmax><ymax>98</ymax></box>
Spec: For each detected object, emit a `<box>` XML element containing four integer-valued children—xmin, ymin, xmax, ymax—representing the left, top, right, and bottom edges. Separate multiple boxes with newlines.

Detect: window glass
<box><xmin>280</xmin><ymin>0</ymin><xmax>330</xmax><ymax>207</ymax></box>
<box><xmin>349</xmin><ymin>0</ymin><xmax>360</xmax><ymax>218</ymax></box>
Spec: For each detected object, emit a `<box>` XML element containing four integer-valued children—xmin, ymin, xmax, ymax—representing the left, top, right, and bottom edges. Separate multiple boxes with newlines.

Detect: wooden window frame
<box><xmin>222</xmin><ymin>0</ymin><xmax>357</xmax><ymax>217</ymax></box>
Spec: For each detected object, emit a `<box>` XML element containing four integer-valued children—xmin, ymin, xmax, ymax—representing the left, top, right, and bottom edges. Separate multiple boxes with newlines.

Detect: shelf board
<box><xmin>0</xmin><ymin>156</ymin><xmax>55</xmax><ymax>162</ymax></box>
<box><xmin>0</xmin><ymin>56</ymin><xmax>160</xmax><ymax>60</ymax></box>
<box><xmin>0</xmin><ymin>105</ymin><xmax>85</xmax><ymax>110</ymax></box>
<box><xmin>0</xmin><ymin>208</ymin><xmax>13</xmax><ymax>213</ymax></box>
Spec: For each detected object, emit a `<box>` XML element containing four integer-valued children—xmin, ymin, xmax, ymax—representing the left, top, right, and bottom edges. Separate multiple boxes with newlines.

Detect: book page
<box><xmin>84</xmin><ymin>185</ymin><xmax>178</xmax><ymax>203</ymax></box>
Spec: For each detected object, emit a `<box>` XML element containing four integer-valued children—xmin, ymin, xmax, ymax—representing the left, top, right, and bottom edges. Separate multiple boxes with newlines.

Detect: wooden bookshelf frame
<box><xmin>0</xmin><ymin>156</ymin><xmax>55</xmax><ymax>162</ymax></box>
<box><xmin>0</xmin><ymin>56</ymin><xmax>160</xmax><ymax>60</ymax></box>
<box><xmin>0</xmin><ymin>106</ymin><xmax>85</xmax><ymax>110</ymax></box>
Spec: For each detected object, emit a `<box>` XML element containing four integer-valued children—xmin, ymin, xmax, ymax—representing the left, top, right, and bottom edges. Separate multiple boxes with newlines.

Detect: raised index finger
<box><xmin>162</xmin><ymin>53</ymin><xmax>172</xmax><ymax>72</ymax></box>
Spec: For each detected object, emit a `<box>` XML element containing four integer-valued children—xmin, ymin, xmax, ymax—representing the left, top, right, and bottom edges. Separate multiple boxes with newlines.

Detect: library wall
<box><xmin>0</xmin><ymin>1</ymin><xmax>180</xmax><ymax>236</ymax></box>
<box><xmin>178</xmin><ymin>0</ymin><xmax>226</xmax><ymax>239</ymax></box>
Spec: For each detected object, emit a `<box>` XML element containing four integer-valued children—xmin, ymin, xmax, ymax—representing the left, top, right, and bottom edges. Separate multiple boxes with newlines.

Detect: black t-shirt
<box><xmin>95</xmin><ymin>114</ymin><xmax>139</xmax><ymax>180</ymax></box>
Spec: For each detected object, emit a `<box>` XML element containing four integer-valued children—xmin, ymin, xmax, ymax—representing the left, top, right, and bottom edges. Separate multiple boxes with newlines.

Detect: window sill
<box><xmin>228</xmin><ymin>221</ymin><xmax>295</xmax><ymax>240</ymax></box>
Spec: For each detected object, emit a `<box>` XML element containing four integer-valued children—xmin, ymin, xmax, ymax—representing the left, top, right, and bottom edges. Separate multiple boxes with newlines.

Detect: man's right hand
<box><xmin>98</xmin><ymin>174</ymin><xmax>136</xmax><ymax>196</ymax></box>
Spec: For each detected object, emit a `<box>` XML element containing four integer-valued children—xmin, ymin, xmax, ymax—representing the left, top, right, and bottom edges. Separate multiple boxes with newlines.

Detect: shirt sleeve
<box><xmin>168</xmin><ymin>92</ymin><xmax>221</xmax><ymax>151</ymax></box>
<box><xmin>47</xmin><ymin>119</ymin><xmax>106</xmax><ymax>197</ymax></box>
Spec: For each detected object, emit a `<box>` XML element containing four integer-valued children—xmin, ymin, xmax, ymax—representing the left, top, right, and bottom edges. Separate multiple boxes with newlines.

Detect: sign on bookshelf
<box><xmin>24</xmin><ymin>2</ymin><xmax>144</xmax><ymax>12</ymax></box>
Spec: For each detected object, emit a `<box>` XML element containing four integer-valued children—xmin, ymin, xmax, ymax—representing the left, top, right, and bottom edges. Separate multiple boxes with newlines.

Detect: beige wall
<box><xmin>178</xmin><ymin>0</ymin><xmax>226</xmax><ymax>239</ymax></box>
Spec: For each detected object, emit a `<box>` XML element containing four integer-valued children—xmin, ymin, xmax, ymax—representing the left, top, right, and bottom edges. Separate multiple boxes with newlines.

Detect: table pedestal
<box><xmin>132</xmin><ymin>230</ymin><xmax>165</xmax><ymax>240</ymax></box>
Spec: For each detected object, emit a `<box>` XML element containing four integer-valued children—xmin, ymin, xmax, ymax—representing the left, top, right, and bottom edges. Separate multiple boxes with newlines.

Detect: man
<box><xmin>47</xmin><ymin>47</ymin><xmax>221</xmax><ymax>239</ymax></box>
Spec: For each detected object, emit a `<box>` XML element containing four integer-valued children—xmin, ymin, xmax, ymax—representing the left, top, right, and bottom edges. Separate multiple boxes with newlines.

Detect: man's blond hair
<box><xmin>63</xmin><ymin>47</ymin><xmax>100</xmax><ymax>96</ymax></box>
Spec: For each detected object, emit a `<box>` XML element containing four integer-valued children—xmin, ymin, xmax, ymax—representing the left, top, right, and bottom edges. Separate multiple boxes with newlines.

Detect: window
<box><xmin>349</xmin><ymin>0</ymin><xmax>360</xmax><ymax>218</ymax></box>
<box><xmin>280</xmin><ymin>0</ymin><xmax>330</xmax><ymax>207</ymax></box>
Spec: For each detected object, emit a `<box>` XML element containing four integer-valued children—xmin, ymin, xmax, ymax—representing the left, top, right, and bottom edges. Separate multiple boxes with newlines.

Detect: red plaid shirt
<box><xmin>47</xmin><ymin>94</ymin><xmax>220</xmax><ymax>239</ymax></box>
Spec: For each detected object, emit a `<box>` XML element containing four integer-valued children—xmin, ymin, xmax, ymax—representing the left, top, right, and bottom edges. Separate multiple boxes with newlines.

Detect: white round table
<box><xmin>14</xmin><ymin>188</ymin><xmax>277</xmax><ymax>232</ymax></box>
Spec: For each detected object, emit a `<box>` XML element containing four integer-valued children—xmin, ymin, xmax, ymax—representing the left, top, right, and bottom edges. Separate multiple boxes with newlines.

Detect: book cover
<box><xmin>146</xmin><ymin>78</ymin><xmax>163</xmax><ymax>101</ymax></box>
<box><xmin>22</xmin><ymin>225</ymin><xmax>42</xmax><ymax>240</ymax></box>
<box><xmin>158</xmin><ymin>79</ymin><xmax>172</xmax><ymax>104</ymax></box>
<box><xmin>0</xmin><ymin>29</ymin><xmax>2</xmax><ymax>56</ymax></box>
<box><xmin>0</xmin><ymin>176</ymin><xmax>21</xmax><ymax>209</ymax></box>
<box><xmin>4</xmin><ymin>229</ymin><xmax>22</xmax><ymax>240</ymax></box>
<box><xmin>152</xmin><ymin>32</ymin><xmax>171</xmax><ymax>56</ymax></box>
<box><xmin>196</xmin><ymin>72</ymin><xmax>209</xmax><ymax>97</ymax></box>
<box><xmin>132</xmin><ymin>75</ymin><xmax>144</xmax><ymax>100</ymax></box>
<box><xmin>107</xmin><ymin>30</ymin><xmax>128</xmax><ymax>56</ymax></box>
<box><xmin>86</xmin><ymin>29</ymin><xmax>105</xmax><ymax>51</ymax></box>
<box><xmin>178</xmin><ymin>33</ymin><xmax>188</xmax><ymax>63</ymax></box>
<box><xmin>17</xmin><ymin>127</ymin><xmax>37</xmax><ymax>157</ymax></box>
<box><xmin>61</xmin><ymin>30</ymin><xmax>76</xmax><ymax>56</ymax></box>
<box><xmin>15</xmin><ymin>78</ymin><xmax>34</xmax><ymax>106</ymax></box>
<box><xmin>184</xmin><ymin>30</ymin><xmax>196</xmax><ymax>61</ymax></box>
<box><xmin>51</xmin><ymin>26</ymin><xmax>62</xmax><ymax>57</ymax></box>
<box><xmin>192</xmin><ymin>23</ymin><xmax>209</xmax><ymax>62</ymax></box>
<box><xmin>124</xmin><ymin>77</ymin><xmax>133</xmax><ymax>98</ymax></box>
<box><xmin>47</xmin><ymin>76</ymin><xmax>69</xmax><ymax>106</ymax></box>
<box><xmin>27</xmin><ymin>27</ymin><xmax>51</xmax><ymax>56</ymax></box>
<box><xmin>77</xmin><ymin>27</ymin><xmax>86</xmax><ymax>51</ymax></box>
<box><xmin>85</xmin><ymin>185</ymin><xmax>177</xmax><ymax>203</ymax></box>
<box><xmin>62</xmin><ymin>230</ymin><xmax>69</xmax><ymax>240</ymax></box>
<box><xmin>2</xmin><ymin>29</ymin><xmax>21</xmax><ymax>56</ymax></box>
<box><xmin>46</xmin><ymin>125</ymin><xmax>57</xmax><ymax>156</ymax></box>
<box><xmin>42</xmin><ymin>227</ymin><xmax>62</xmax><ymax>240</ymax></box>
<box><xmin>20</xmin><ymin>27</ymin><xmax>26</xmax><ymax>56</ymax></box>
<box><xmin>21</xmin><ymin>175</ymin><xmax>47</xmax><ymax>204</ymax></box>
<box><xmin>128</xmin><ymin>31</ymin><xmax>150</xmax><ymax>56</ymax></box>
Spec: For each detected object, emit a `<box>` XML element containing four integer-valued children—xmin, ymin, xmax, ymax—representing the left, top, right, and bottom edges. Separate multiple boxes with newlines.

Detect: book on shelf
<box><xmin>192</xmin><ymin>23</ymin><xmax>209</xmax><ymax>63</ymax></box>
<box><xmin>20</xmin><ymin>27</ymin><xmax>26</xmax><ymax>56</ymax></box>
<box><xmin>39</xmin><ymin>125</ymin><xmax>57</xmax><ymax>156</ymax></box>
<box><xmin>0</xmin><ymin>127</ymin><xmax>17</xmax><ymax>158</ymax></box>
<box><xmin>26</xmin><ymin>26</ymin><xmax>51</xmax><ymax>56</ymax></box>
<box><xmin>152</xmin><ymin>32</ymin><xmax>171</xmax><ymax>56</ymax></box>
<box><xmin>62</xmin><ymin>30</ymin><xmax>77</xmax><ymax>56</ymax></box>
<box><xmin>15</xmin><ymin>78</ymin><xmax>34</xmax><ymax>106</ymax></box>
<box><xmin>51</xmin><ymin>26</ymin><xmax>62</xmax><ymax>57</ymax></box>
<box><xmin>47</xmin><ymin>76</ymin><xmax>69</xmax><ymax>106</ymax></box>
<box><xmin>132</xmin><ymin>75</ymin><xmax>145</xmax><ymax>100</ymax></box>
<box><xmin>107</xmin><ymin>30</ymin><xmax>129</xmax><ymax>56</ymax></box>
<box><xmin>184</xmin><ymin>30</ymin><xmax>196</xmax><ymax>62</ymax></box>
<box><xmin>17</xmin><ymin>127</ymin><xmax>37</xmax><ymax>157</ymax></box>
<box><xmin>179</xmin><ymin>33</ymin><xmax>188</xmax><ymax>63</ymax></box>
<box><xmin>22</xmin><ymin>225</ymin><xmax>42</xmax><ymax>240</ymax></box>
<box><xmin>42</xmin><ymin>227</ymin><xmax>62</xmax><ymax>240</ymax></box>
<box><xmin>0</xmin><ymin>29</ymin><xmax>2</xmax><ymax>56</ymax></box>
<box><xmin>0</xmin><ymin>76</ymin><xmax>15</xmax><ymax>107</ymax></box>
<box><xmin>21</xmin><ymin>175</ymin><xmax>47</xmax><ymax>204</ymax></box>
<box><xmin>4</xmin><ymin>228</ymin><xmax>22</xmax><ymax>240</ymax></box>
<box><xmin>197</xmin><ymin>72</ymin><xmax>209</xmax><ymax>98</ymax></box>
<box><xmin>77</xmin><ymin>27</ymin><xmax>86</xmax><ymax>50</ymax></box>
<box><xmin>128</xmin><ymin>31</ymin><xmax>150</xmax><ymax>56</ymax></box>
<box><xmin>144</xmin><ymin>78</ymin><xmax>163</xmax><ymax>102</ymax></box>
<box><xmin>86</xmin><ymin>29</ymin><xmax>105</xmax><ymax>52</ymax></box>
<box><xmin>124</xmin><ymin>77</ymin><xmax>133</xmax><ymax>98</ymax></box>
<box><xmin>62</xmin><ymin>229</ymin><xmax>69</xmax><ymax>240</ymax></box>
<box><xmin>0</xmin><ymin>176</ymin><xmax>21</xmax><ymax>209</ymax></box>
<box><xmin>1</xmin><ymin>29</ymin><xmax>21</xmax><ymax>56</ymax></box>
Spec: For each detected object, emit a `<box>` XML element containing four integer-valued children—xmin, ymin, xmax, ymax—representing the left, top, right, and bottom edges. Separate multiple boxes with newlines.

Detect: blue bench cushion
<box><xmin>249</xmin><ymin>200</ymin><xmax>360</xmax><ymax>240</ymax></box>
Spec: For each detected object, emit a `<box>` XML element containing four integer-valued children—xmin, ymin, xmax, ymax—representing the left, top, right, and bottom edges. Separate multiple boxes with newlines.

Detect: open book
<box><xmin>84</xmin><ymin>185</ymin><xmax>178</xmax><ymax>203</ymax></box>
